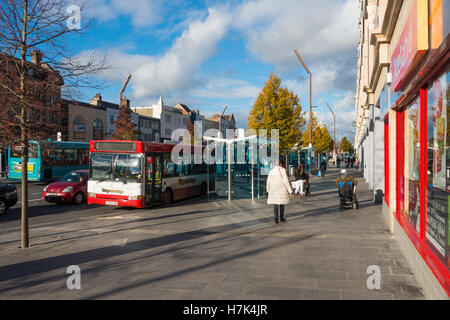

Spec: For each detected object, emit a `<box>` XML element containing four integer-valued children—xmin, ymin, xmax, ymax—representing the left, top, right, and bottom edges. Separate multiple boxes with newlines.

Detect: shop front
<box><xmin>386</xmin><ymin>0</ymin><xmax>449</xmax><ymax>296</ymax></box>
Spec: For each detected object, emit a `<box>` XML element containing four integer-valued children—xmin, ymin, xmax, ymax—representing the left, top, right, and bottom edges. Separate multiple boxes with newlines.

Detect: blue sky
<box><xmin>67</xmin><ymin>0</ymin><xmax>359</xmax><ymax>143</ymax></box>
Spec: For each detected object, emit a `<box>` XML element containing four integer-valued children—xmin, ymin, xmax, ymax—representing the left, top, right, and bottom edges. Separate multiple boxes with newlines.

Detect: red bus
<box><xmin>87</xmin><ymin>140</ymin><xmax>207</xmax><ymax>208</ymax></box>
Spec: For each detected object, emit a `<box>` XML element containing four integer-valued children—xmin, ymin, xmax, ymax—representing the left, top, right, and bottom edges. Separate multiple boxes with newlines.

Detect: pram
<box><xmin>338</xmin><ymin>181</ymin><xmax>359</xmax><ymax>210</ymax></box>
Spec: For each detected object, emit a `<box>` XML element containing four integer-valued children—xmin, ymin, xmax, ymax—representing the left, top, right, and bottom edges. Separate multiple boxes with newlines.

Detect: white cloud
<box><xmin>87</xmin><ymin>0</ymin><xmax>359</xmax><ymax>130</ymax></box>
<box><xmin>133</xmin><ymin>7</ymin><xmax>231</xmax><ymax>98</ymax></box>
<box><xmin>90</xmin><ymin>0</ymin><xmax>161</xmax><ymax>28</ymax></box>
<box><xmin>192</xmin><ymin>78</ymin><xmax>259</xmax><ymax>99</ymax></box>
<box><xmin>233</xmin><ymin>0</ymin><xmax>359</xmax><ymax>69</ymax></box>
<box><xmin>92</xmin><ymin>7</ymin><xmax>231</xmax><ymax>100</ymax></box>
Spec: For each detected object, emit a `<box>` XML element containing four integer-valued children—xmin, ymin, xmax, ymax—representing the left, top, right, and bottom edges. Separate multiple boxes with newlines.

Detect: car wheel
<box><xmin>73</xmin><ymin>192</ymin><xmax>84</xmax><ymax>205</ymax></box>
<box><xmin>0</xmin><ymin>200</ymin><xmax>6</xmax><ymax>215</ymax></box>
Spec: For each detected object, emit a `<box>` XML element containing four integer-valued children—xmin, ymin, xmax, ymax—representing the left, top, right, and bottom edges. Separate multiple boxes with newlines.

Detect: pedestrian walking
<box><xmin>354</xmin><ymin>157</ymin><xmax>360</xmax><ymax>170</ymax></box>
<box><xmin>337</xmin><ymin>156</ymin><xmax>341</xmax><ymax>168</ymax></box>
<box><xmin>267</xmin><ymin>159</ymin><xmax>293</xmax><ymax>224</ymax></box>
<box><xmin>320</xmin><ymin>158</ymin><xmax>327</xmax><ymax>177</ymax></box>
<box><xmin>350</xmin><ymin>156</ymin><xmax>355</xmax><ymax>168</ymax></box>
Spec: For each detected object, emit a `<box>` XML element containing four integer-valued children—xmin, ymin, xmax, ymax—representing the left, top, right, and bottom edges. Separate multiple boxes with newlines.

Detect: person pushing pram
<box><xmin>336</xmin><ymin>169</ymin><xmax>359</xmax><ymax>210</ymax></box>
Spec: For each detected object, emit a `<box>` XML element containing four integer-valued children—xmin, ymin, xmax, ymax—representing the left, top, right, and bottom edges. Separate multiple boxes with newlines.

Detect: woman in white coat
<box><xmin>266</xmin><ymin>160</ymin><xmax>293</xmax><ymax>224</ymax></box>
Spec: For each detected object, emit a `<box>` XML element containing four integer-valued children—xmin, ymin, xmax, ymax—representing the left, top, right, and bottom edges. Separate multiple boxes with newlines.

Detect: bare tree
<box><xmin>0</xmin><ymin>0</ymin><xmax>108</xmax><ymax>248</ymax></box>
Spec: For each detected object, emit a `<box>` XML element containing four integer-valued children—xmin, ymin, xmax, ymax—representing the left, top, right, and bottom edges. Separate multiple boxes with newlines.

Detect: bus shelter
<box><xmin>299</xmin><ymin>147</ymin><xmax>317</xmax><ymax>175</ymax></box>
<box><xmin>204</xmin><ymin>135</ymin><xmax>273</xmax><ymax>201</ymax></box>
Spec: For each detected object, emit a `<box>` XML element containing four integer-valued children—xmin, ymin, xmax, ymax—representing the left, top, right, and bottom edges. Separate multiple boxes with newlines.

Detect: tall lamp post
<box><xmin>218</xmin><ymin>105</ymin><xmax>228</xmax><ymax>138</ymax></box>
<box><xmin>294</xmin><ymin>49</ymin><xmax>312</xmax><ymax>148</ymax></box>
<box><xmin>326</xmin><ymin>103</ymin><xmax>336</xmax><ymax>163</ymax></box>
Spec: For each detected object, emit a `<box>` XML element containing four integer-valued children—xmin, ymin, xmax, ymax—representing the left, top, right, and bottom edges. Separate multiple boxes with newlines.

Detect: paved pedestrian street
<box><xmin>0</xmin><ymin>167</ymin><xmax>425</xmax><ymax>300</ymax></box>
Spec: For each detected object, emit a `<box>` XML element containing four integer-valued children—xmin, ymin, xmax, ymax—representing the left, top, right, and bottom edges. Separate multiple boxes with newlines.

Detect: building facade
<box><xmin>204</xmin><ymin>113</ymin><xmax>237</xmax><ymax>137</ymax></box>
<box><xmin>133</xmin><ymin>97</ymin><xmax>190</xmax><ymax>142</ymax></box>
<box><xmin>89</xmin><ymin>93</ymin><xmax>139</xmax><ymax>139</ymax></box>
<box><xmin>0</xmin><ymin>50</ymin><xmax>65</xmax><ymax>173</ymax></box>
<box><xmin>67</xmin><ymin>100</ymin><xmax>107</xmax><ymax>142</ymax></box>
<box><xmin>138</xmin><ymin>114</ymin><xmax>160</xmax><ymax>142</ymax></box>
<box><xmin>174</xmin><ymin>103</ymin><xmax>205</xmax><ymax>140</ymax></box>
<box><xmin>355</xmin><ymin>0</ymin><xmax>449</xmax><ymax>298</ymax></box>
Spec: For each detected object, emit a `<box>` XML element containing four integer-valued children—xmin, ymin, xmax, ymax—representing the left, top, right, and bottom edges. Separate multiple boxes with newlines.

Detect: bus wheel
<box><xmin>73</xmin><ymin>192</ymin><xmax>84</xmax><ymax>205</ymax></box>
<box><xmin>164</xmin><ymin>189</ymin><xmax>173</xmax><ymax>204</ymax></box>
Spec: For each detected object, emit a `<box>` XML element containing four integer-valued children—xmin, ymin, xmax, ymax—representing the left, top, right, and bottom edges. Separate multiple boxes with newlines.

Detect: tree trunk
<box><xmin>20</xmin><ymin>0</ymin><xmax>29</xmax><ymax>249</ymax></box>
<box><xmin>21</xmin><ymin>136</ymin><xmax>29</xmax><ymax>248</ymax></box>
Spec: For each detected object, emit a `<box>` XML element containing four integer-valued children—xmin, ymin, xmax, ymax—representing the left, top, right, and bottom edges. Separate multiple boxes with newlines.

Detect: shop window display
<box><xmin>404</xmin><ymin>97</ymin><xmax>421</xmax><ymax>234</ymax></box>
<box><xmin>426</xmin><ymin>71</ymin><xmax>449</xmax><ymax>267</ymax></box>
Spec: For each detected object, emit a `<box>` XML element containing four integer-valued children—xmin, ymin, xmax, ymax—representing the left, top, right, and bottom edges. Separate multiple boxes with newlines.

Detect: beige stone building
<box><xmin>204</xmin><ymin>114</ymin><xmax>236</xmax><ymax>138</ymax></box>
<box><xmin>355</xmin><ymin>0</ymin><xmax>449</xmax><ymax>299</ymax></box>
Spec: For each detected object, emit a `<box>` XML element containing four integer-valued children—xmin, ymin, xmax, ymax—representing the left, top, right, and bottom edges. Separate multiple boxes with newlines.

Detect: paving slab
<box><xmin>0</xmin><ymin>166</ymin><xmax>425</xmax><ymax>299</ymax></box>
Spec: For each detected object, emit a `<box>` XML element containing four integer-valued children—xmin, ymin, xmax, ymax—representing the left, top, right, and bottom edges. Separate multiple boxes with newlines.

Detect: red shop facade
<box><xmin>385</xmin><ymin>0</ymin><xmax>449</xmax><ymax>296</ymax></box>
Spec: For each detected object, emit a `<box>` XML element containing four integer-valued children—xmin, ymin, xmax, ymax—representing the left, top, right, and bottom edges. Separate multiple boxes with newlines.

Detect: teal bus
<box><xmin>7</xmin><ymin>141</ymin><xmax>89</xmax><ymax>181</ymax></box>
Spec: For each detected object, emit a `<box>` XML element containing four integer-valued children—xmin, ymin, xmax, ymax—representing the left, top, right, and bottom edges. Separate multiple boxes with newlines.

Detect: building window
<box><xmin>73</xmin><ymin>115</ymin><xmax>86</xmax><ymax>140</ymax></box>
<box><xmin>165</xmin><ymin>128</ymin><xmax>171</xmax><ymax>137</ymax></box>
<box><xmin>183</xmin><ymin>118</ymin><xmax>188</xmax><ymax>126</ymax></box>
<box><xmin>403</xmin><ymin>96</ymin><xmax>421</xmax><ymax>234</ymax></box>
<box><xmin>93</xmin><ymin>119</ymin><xmax>104</xmax><ymax>140</ymax></box>
<box><xmin>426</xmin><ymin>71</ymin><xmax>449</xmax><ymax>267</ymax></box>
<box><xmin>110</xmin><ymin>115</ymin><xmax>114</xmax><ymax>125</ymax></box>
<box><xmin>165</xmin><ymin>114</ymin><xmax>172</xmax><ymax>124</ymax></box>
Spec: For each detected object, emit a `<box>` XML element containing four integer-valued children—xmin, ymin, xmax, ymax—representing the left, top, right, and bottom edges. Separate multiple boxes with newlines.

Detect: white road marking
<box><xmin>16</xmin><ymin>199</ymin><xmax>44</xmax><ymax>204</ymax></box>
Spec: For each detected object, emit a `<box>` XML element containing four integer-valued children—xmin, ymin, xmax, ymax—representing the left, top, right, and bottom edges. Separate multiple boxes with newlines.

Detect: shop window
<box><xmin>403</xmin><ymin>96</ymin><xmax>421</xmax><ymax>234</ymax></box>
<box><xmin>426</xmin><ymin>71</ymin><xmax>449</xmax><ymax>267</ymax></box>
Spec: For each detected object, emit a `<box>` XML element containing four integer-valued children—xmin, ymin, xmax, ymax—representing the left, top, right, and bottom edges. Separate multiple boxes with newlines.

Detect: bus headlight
<box><xmin>62</xmin><ymin>186</ymin><xmax>73</xmax><ymax>193</ymax></box>
<box><xmin>129</xmin><ymin>195</ymin><xmax>143</xmax><ymax>200</ymax></box>
<box><xmin>88</xmin><ymin>193</ymin><xmax>96</xmax><ymax>198</ymax></box>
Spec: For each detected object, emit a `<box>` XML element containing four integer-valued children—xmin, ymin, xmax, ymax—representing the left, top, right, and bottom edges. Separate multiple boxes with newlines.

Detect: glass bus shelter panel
<box><xmin>230</xmin><ymin>162</ymin><xmax>252</xmax><ymax>199</ymax></box>
<box><xmin>204</xmin><ymin>136</ymin><xmax>274</xmax><ymax>200</ymax></box>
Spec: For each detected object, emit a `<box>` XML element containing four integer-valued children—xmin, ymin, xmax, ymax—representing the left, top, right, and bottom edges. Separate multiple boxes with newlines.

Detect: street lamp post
<box><xmin>326</xmin><ymin>103</ymin><xmax>336</xmax><ymax>162</ymax></box>
<box><xmin>218</xmin><ymin>105</ymin><xmax>228</xmax><ymax>139</ymax></box>
<box><xmin>294</xmin><ymin>49</ymin><xmax>312</xmax><ymax>148</ymax></box>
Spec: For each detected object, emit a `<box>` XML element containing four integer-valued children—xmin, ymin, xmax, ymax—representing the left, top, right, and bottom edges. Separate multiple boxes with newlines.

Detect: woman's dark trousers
<box><xmin>273</xmin><ymin>204</ymin><xmax>285</xmax><ymax>221</ymax></box>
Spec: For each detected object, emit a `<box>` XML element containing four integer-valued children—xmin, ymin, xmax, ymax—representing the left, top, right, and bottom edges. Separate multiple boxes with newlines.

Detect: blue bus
<box><xmin>7</xmin><ymin>141</ymin><xmax>89</xmax><ymax>181</ymax></box>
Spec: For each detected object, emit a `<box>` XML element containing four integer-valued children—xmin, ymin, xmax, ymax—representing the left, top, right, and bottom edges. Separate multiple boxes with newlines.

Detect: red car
<box><xmin>42</xmin><ymin>170</ymin><xmax>88</xmax><ymax>205</ymax></box>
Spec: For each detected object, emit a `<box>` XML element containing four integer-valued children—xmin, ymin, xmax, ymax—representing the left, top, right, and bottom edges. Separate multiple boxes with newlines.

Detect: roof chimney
<box><xmin>31</xmin><ymin>49</ymin><xmax>42</xmax><ymax>66</ymax></box>
<box><xmin>90</xmin><ymin>93</ymin><xmax>102</xmax><ymax>106</ymax></box>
